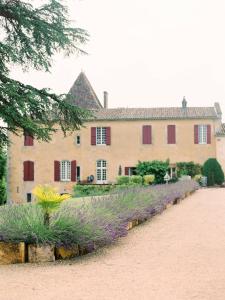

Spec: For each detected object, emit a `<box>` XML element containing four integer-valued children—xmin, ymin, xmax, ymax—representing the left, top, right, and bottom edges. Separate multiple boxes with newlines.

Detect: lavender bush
<box><xmin>0</xmin><ymin>180</ymin><xmax>198</xmax><ymax>248</ymax></box>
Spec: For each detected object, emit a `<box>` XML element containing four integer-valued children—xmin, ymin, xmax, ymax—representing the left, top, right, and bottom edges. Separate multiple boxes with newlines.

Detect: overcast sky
<box><xmin>11</xmin><ymin>0</ymin><xmax>225</xmax><ymax>118</ymax></box>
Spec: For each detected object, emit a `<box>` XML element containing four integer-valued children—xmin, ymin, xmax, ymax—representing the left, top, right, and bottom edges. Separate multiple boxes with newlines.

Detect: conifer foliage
<box><xmin>0</xmin><ymin>0</ymin><xmax>90</xmax><ymax>146</ymax></box>
<box><xmin>202</xmin><ymin>158</ymin><xmax>224</xmax><ymax>186</ymax></box>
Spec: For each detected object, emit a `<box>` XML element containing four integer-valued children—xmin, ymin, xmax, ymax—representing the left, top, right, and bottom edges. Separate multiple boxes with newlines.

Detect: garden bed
<box><xmin>0</xmin><ymin>180</ymin><xmax>199</xmax><ymax>264</ymax></box>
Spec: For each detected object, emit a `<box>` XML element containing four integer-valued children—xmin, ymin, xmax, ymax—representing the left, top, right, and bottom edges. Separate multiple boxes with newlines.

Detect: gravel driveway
<box><xmin>0</xmin><ymin>188</ymin><xmax>225</xmax><ymax>300</ymax></box>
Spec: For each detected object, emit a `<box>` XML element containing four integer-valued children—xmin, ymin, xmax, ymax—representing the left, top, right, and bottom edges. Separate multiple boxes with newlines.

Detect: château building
<box><xmin>7</xmin><ymin>72</ymin><xmax>225</xmax><ymax>202</ymax></box>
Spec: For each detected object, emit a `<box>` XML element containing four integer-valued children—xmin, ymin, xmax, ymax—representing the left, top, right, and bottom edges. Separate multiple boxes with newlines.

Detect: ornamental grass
<box><xmin>0</xmin><ymin>180</ymin><xmax>198</xmax><ymax>248</ymax></box>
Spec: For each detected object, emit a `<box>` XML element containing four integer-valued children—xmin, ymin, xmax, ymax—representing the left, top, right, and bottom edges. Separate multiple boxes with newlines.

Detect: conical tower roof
<box><xmin>68</xmin><ymin>72</ymin><xmax>102</xmax><ymax>109</ymax></box>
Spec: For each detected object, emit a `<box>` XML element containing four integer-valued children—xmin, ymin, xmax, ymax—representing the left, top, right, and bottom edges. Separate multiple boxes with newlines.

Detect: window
<box><xmin>91</xmin><ymin>127</ymin><xmax>111</xmax><ymax>145</ymax></box>
<box><xmin>96</xmin><ymin>127</ymin><xmax>106</xmax><ymax>145</ymax></box>
<box><xmin>27</xmin><ymin>193</ymin><xmax>32</xmax><ymax>203</ymax></box>
<box><xmin>125</xmin><ymin>167</ymin><xmax>137</xmax><ymax>176</ymax></box>
<box><xmin>24</xmin><ymin>131</ymin><xmax>34</xmax><ymax>146</ymax></box>
<box><xmin>167</xmin><ymin>125</ymin><xmax>176</xmax><ymax>144</ymax></box>
<box><xmin>23</xmin><ymin>161</ymin><xmax>34</xmax><ymax>181</ymax></box>
<box><xmin>198</xmin><ymin>125</ymin><xmax>207</xmax><ymax>144</ymax></box>
<box><xmin>76</xmin><ymin>166</ymin><xmax>81</xmax><ymax>182</ymax></box>
<box><xmin>60</xmin><ymin>160</ymin><xmax>71</xmax><ymax>181</ymax></box>
<box><xmin>96</xmin><ymin>160</ymin><xmax>107</xmax><ymax>183</ymax></box>
<box><xmin>142</xmin><ymin>125</ymin><xmax>152</xmax><ymax>144</ymax></box>
<box><xmin>76</xmin><ymin>135</ymin><xmax>81</xmax><ymax>145</ymax></box>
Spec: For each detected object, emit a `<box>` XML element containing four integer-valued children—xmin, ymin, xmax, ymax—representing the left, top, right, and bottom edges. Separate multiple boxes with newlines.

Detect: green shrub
<box><xmin>169</xmin><ymin>176</ymin><xmax>178</xmax><ymax>183</ymax></box>
<box><xmin>202</xmin><ymin>158</ymin><xmax>224</xmax><ymax>186</ymax></box>
<box><xmin>0</xmin><ymin>178</ymin><xmax>6</xmax><ymax>205</ymax></box>
<box><xmin>176</xmin><ymin>162</ymin><xmax>202</xmax><ymax>178</ymax></box>
<box><xmin>73</xmin><ymin>184</ymin><xmax>113</xmax><ymax>197</ymax></box>
<box><xmin>143</xmin><ymin>175</ymin><xmax>155</xmax><ymax>185</ymax></box>
<box><xmin>130</xmin><ymin>175</ymin><xmax>142</xmax><ymax>185</ymax></box>
<box><xmin>0</xmin><ymin>149</ymin><xmax>6</xmax><ymax>205</ymax></box>
<box><xmin>136</xmin><ymin>160</ymin><xmax>169</xmax><ymax>184</ymax></box>
<box><xmin>116</xmin><ymin>176</ymin><xmax>130</xmax><ymax>185</ymax></box>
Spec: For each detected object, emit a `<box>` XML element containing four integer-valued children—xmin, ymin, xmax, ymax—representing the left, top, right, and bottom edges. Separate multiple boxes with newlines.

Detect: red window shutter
<box><xmin>167</xmin><ymin>125</ymin><xmax>176</xmax><ymax>144</ymax></box>
<box><xmin>54</xmin><ymin>161</ymin><xmax>60</xmax><ymax>182</ymax></box>
<box><xmin>71</xmin><ymin>160</ymin><xmax>77</xmax><ymax>182</ymax></box>
<box><xmin>194</xmin><ymin>125</ymin><xmax>199</xmax><ymax>144</ymax></box>
<box><xmin>125</xmin><ymin>167</ymin><xmax>129</xmax><ymax>176</ymax></box>
<box><xmin>23</xmin><ymin>161</ymin><xmax>29</xmax><ymax>181</ymax></box>
<box><xmin>24</xmin><ymin>133</ymin><xmax>34</xmax><ymax>146</ymax></box>
<box><xmin>207</xmin><ymin>125</ymin><xmax>211</xmax><ymax>144</ymax></box>
<box><xmin>91</xmin><ymin>127</ymin><xmax>96</xmax><ymax>145</ymax></box>
<box><xmin>29</xmin><ymin>161</ymin><xmax>34</xmax><ymax>181</ymax></box>
<box><xmin>23</xmin><ymin>161</ymin><xmax>34</xmax><ymax>181</ymax></box>
<box><xmin>142</xmin><ymin>125</ymin><xmax>152</xmax><ymax>144</ymax></box>
<box><xmin>106</xmin><ymin>127</ymin><xmax>111</xmax><ymax>145</ymax></box>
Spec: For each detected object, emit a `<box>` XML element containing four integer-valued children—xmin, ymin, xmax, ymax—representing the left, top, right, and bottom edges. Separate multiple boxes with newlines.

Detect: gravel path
<box><xmin>1</xmin><ymin>188</ymin><xmax>225</xmax><ymax>300</ymax></box>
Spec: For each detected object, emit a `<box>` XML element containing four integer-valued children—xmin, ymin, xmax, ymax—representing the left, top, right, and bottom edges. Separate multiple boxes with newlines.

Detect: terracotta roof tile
<box><xmin>92</xmin><ymin>107</ymin><xmax>218</xmax><ymax>121</ymax></box>
<box><xmin>216</xmin><ymin>123</ymin><xmax>225</xmax><ymax>136</ymax></box>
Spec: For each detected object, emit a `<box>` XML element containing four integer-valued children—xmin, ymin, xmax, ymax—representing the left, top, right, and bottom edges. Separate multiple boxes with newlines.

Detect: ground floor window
<box><xmin>76</xmin><ymin>166</ymin><xmax>81</xmax><ymax>182</ymax></box>
<box><xmin>125</xmin><ymin>167</ymin><xmax>137</xmax><ymax>176</ymax></box>
<box><xmin>27</xmin><ymin>193</ymin><xmax>32</xmax><ymax>203</ymax></box>
<box><xmin>60</xmin><ymin>160</ymin><xmax>71</xmax><ymax>181</ymax></box>
<box><xmin>96</xmin><ymin>160</ymin><xmax>107</xmax><ymax>183</ymax></box>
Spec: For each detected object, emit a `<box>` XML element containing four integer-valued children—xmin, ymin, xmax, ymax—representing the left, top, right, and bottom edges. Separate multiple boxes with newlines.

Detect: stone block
<box><xmin>28</xmin><ymin>244</ymin><xmax>55</xmax><ymax>263</ymax></box>
<box><xmin>0</xmin><ymin>242</ymin><xmax>25</xmax><ymax>264</ymax></box>
<box><xmin>55</xmin><ymin>245</ymin><xmax>79</xmax><ymax>260</ymax></box>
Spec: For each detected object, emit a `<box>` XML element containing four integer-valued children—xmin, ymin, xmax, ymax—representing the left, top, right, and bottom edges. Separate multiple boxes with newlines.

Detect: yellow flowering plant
<box><xmin>32</xmin><ymin>185</ymin><xmax>71</xmax><ymax>226</ymax></box>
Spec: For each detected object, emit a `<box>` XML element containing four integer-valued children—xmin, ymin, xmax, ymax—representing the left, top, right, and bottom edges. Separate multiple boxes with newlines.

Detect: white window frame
<box><xmin>198</xmin><ymin>125</ymin><xmax>207</xmax><ymax>144</ymax></box>
<box><xmin>96</xmin><ymin>127</ymin><xmax>106</xmax><ymax>145</ymax></box>
<box><xmin>96</xmin><ymin>160</ymin><xmax>107</xmax><ymax>184</ymax></box>
<box><xmin>60</xmin><ymin>160</ymin><xmax>71</xmax><ymax>181</ymax></box>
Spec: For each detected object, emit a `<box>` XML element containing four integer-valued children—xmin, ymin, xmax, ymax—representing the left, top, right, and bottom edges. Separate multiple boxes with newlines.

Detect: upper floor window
<box><xmin>24</xmin><ymin>131</ymin><xmax>34</xmax><ymax>146</ymax></box>
<box><xmin>60</xmin><ymin>160</ymin><xmax>71</xmax><ymax>181</ymax></box>
<box><xmin>194</xmin><ymin>125</ymin><xmax>211</xmax><ymax>144</ymax></box>
<box><xmin>96</xmin><ymin>127</ymin><xmax>106</xmax><ymax>145</ymax></box>
<box><xmin>167</xmin><ymin>125</ymin><xmax>176</xmax><ymax>144</ymax></box>
<box><xmin>142</xmin><ymin>125</ymin><xmax>152</xmax><ymax>144</ymax></box>
<box><xmin>76</xmin><ymin>135</ymin><xmax>81</xmax><ymax>145</ymax></box>
<box><xmin>91</xmin><ymin>127</ymin><xmax>111</xmax><ymax>145</ymax></box>
<box><xmin>198</xmin><ymin>125</ymin><xmax>207</xmax><ymax>144</ymax></box>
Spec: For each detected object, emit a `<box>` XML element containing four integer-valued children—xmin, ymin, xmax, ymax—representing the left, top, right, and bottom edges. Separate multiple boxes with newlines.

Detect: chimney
<box><xmin>182</xmin><ymin>96</ymin><xmax>187</xmax><ymax>108</ymax></box>
<box><xmin>104</xmin><ymin>91</ymin><xmax>108</xmax><ymax>108</ymax></box>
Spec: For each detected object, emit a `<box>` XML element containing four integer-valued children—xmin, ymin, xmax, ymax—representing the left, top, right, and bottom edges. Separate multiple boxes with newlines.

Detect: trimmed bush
<box><xmin>116</xmin><ymin>176</ymin><xmax>130</xmax><ymax>185</ymax></box>
<box><xmin>136</xmin><ymin>160</ymin><xmax>169</xmax><ymax>184</ymax></box>
<box><xmin>143</xmin><ymin>175</ymin><xmax>155</xmax><ymax>185</ymax></box>
<box><xmin>202</xmin><ymin>158</ymin><xmax>224</xmax><ymax>186</ymax></box>
<box><xmin>130</xmin><ymin>175</ymin><xmax>142</xmax><ymax>185</ymax></box>
<box><xmin>176</xmin><ymin>162</ymin><xmax>202</xmax><ymax>178</ymax></box>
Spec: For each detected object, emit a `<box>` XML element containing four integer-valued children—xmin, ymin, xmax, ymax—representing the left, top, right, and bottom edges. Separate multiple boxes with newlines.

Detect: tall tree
<box><xmin>0</xmin><ymin>148</ymin><xmax>6</xmax><ymax>204</ymax></box>
<box><xmin>0</xmin><ymin>0</ymin><xmax>90</xmax><ymax>146</ymax></box>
